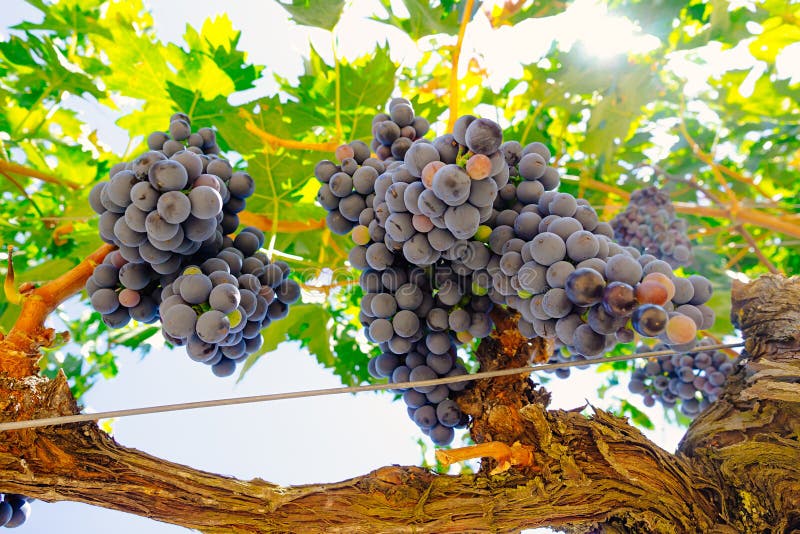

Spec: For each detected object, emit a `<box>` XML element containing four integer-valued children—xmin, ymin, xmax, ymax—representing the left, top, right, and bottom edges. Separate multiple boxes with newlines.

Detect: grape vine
<box><xmin>317</xmin><ymin>98</ymin><xmax>719</xmax><ymax>445</ymax></box>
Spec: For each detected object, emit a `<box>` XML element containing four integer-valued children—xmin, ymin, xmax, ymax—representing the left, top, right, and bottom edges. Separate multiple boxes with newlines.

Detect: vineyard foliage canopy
<box><xmin>0</xmin><ymin>0</ymin><xmax>799</xmax><ymax>530</ymax></box>
<box><xmin>1</xmin><ymin>0</ymin><xmax>798</xmax><ymax>398</ymax></box>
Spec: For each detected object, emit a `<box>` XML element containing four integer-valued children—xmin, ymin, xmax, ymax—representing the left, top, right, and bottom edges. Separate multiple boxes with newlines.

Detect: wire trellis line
<box><xmin>0</xmin><ymin>342</ymin><xmax>745</xmax><ymax>432</ymax></box>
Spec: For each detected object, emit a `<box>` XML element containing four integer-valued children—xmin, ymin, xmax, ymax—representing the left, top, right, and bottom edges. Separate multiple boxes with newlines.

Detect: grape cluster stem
<box><xmin>446</xmin><ymin>0</ymin><xmax>476</xmax><ymax>132</ymax></box>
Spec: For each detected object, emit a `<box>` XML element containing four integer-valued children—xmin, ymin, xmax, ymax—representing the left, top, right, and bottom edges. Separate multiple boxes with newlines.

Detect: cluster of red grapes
<box><xmin>316</xmin><ymin>99</ymin><xmax>716</xmax><ymax>445</ymax></box>
<box><xmin>0</xmin><ymin>494</ymin><xmax>32</xmax><ymax>528</ymax></box>
<box><xmin>86</xmin><ymin>114</ymin><xmax>301</xmax><ymax>376</ymax></box>
<box><xmin>628</xmin><ymin>338</ymin><xmax>736</xmax><ymax>417</ymax></box>
<box><xmin>610</xmin><ymin>186</ymin><xmax>693</xmax><ymax>268</ymax></box>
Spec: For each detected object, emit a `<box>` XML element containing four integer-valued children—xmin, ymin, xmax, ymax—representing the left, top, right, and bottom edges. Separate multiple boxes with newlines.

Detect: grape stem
<box><xmin>733</xmin><ymin>224</ymin><xmax>781</xmax><ymax>275</ymax></box>
<box><xmin>0</xmin><ymin>160</ymin><xmax>81</xmax><ymax>190</ymax></box>
<box><xmin>239</xmin><ymin>109</ymin><xmax>340</xmax><ymax>153</ymax></box>
<box><xmin>299</xmin><ymin>279</ymin><xmax>354</xmax><ymax>296</ymax></box>
<box><xmin>52</xmin><ymin>223</ymin><xmax>75</xmax><ymax>246</ymax></box>
<box><xmin>688</xmin><ymin>225</ymin><xmax>727</xmax><ymax>241</ymax></box>
<box><xmin>647</xmin><ymin>163</ymin><xmax>727</xmax><ymax>207</ymax></box>
<box><xmin>0</xmin><ymin>170</ymin><xmax>44</xmax><ymax>216</ymax></box>
<box><xmin>324</xmin><ymin>228</ymin><xmax>348</xmax><ymax>260</ymax></box>
<box><xmin>519</xmin><ymin>97</ymin><xmax>551</xmax><ymax>146</ymax></box>
<box><xmin>332</xmin><ymin>33</ymin><xmax>343</xmax><ymax>142</ymax></box>
<box><xmin>238</xmin><ymin>211</ymin><xmax>326</xmax><ymax>233</ymax></box>
<box><xmin>670</xmin><ymin>202</ymin><xmax>800</xmax><ymax>240</ymax></box>
<box><xmin>688</xmin><ymin>131</ymin><xmax>739</xmax><ymax>207</ymax></box>
<box><xmin>677</xmin><ymin>101</ymin><xmax>773</xmax><ymax>201</ymax></box>
<box><xmin>4</xmin><ymin>245</ymin><xmax>21</xmax><ymax>305</ymax></box>
<box><xmin>578</xmin><ymin>176</ymin><xmax>630</xmax><ymax>200</ymax></box>
<box><xmin>447</xmin><ymin>0</ymin><xmax>476</xmax><ymax>132</ymax></box>
<box><xmin>1</xmin><ymin>243</ymin><xmax>115</xmax><ymax>376</ymax></box>
<box><xmin>724</xmin><ymin>246</ymin><xmax>750</xmax><ymax>270</ymax></box>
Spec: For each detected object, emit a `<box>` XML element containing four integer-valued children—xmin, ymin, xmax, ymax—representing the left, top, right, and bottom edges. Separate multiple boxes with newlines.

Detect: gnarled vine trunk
<box><xmin>0</xmin><ymin>274</ymin><xmax>798</xmax><ymax>533</ymax></box>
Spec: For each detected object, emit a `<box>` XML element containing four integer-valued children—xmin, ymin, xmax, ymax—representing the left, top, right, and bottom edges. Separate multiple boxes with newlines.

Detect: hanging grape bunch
<box><xmin>610</xmin><ymin>186</ymin><xmax>693</xmax><ymax>268</ymax></box>
<box><xmin>316</xmin><ymin>98</ymin><xmax>715</xmax><ymax>445</ymax></box>
<box><xmin>628</xmin><ymin>337</ymin><xmax>736</xmax><ymax>417</ymax></box>
<box><xmin>86</xmin><ymin>113</ymin><xmax>301</xmax><ymax>377</ymax></box>
<box><xmin>0</xmin><ymin>494</ymin><xmax>33</xmax><ymax>528</ymax></box>
<box><xmin>531</xmin><ymin>261</ymin><xmax>716</xmax><ymax>380</ymax></box>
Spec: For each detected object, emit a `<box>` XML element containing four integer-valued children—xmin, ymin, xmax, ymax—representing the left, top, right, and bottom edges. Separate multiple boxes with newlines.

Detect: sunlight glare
<box><xmin>557</xmin><ymin>0</ymin><xmax>661</xmax><ymax>58</ymax></box>
<box><xmin>726</xmin><ymin>270</ymin><xmax>751</xmax><ymax>283</ymax></box>
<box><xmin>473</xmin><ymin>0</ymin><xmax>662</xmax><ymax>92</ymax></box>
<box><xmin>776</xmin><ymin>42</ymin><xmax>800</xmax><ymax>84</ymax></box>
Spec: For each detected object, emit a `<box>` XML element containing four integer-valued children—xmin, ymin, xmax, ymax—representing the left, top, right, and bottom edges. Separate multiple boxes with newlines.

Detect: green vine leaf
<box><xmin>275</xmin><ymin>0</ymin><xmax>346</xmax><ymax>31</ymax></box>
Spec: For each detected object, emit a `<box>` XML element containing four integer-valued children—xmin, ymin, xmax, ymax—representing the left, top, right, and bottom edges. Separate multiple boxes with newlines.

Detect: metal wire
<box><xmin>0</xmin><ymin>342</ymin><xmax>745</xmax><ymax>432</ymax></box>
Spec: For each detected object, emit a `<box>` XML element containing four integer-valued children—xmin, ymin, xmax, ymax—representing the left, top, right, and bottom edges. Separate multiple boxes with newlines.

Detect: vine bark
<box><xmin>0</xmin><ymin>274</ymin><xmax>798</xmax><ymax>533</ymax></box>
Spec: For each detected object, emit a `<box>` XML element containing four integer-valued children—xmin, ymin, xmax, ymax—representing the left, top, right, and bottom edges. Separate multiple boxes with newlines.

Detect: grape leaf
<box><xmin>486</xmin><ymin>2</ymin><xmax>568</xmax><ymax>27</ymax></box>
<box><xmin>372</xmin><ymin>0</ymin><xmax>465</xmax><ymax>40</ymax></box>
<box><xmin>275</xmin><ymin>0</ymin><xmax>346</xmax><ymax>31</ymax></box>
<box><xmin>608</xmin><ymin>0</ymin><xmax>687</xmax><ymax>40</ymax></box>
<box><xmin>617</xmin><ymin>399</ymin><xmax>655</xmax><ymax>430</ymax></box>
<box><xmin>14</xmin><ymin>0</ymin><xmax>111</xmax><ymax>39</ymax></box>
<box><xmin>238</xmin><ymin>303</ymin><xmax>333</xmax><ymax>379</ymax></box>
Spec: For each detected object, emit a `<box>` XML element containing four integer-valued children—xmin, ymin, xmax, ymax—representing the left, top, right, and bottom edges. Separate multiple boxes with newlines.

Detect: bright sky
<box><xmin>0</xmin><ymin>1</ymin><xmax>726</xmax><ymax>532</ymax></box>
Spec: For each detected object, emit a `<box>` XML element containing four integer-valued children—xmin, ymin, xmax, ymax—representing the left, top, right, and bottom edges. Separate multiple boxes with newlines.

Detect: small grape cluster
<box><xmin>538</xmin><ymin>266</ymin><xmax>716</xmax><ymax>379</ymax></box>
<box><xmin>372</xmin><ymin>335</ymin><xmax>471</xmax><ymax>446</ymax></box>
<box><xmin>317</xmin><ymin>99</ymin><xmax>716</xmax><ymax>445</ymax></box>
<box><xmin>628</xmin><ymin>338</ymin><xmax>736</xmax><ymax>417</ymax></box>
<box><xmin>517</xmin><ymin>255</ymin><xmax>715</xmax><ymax>363</ymax></box>
<box><xmin>86</xmin><ymin>114</ymin><xmax>300</xmax><ymax>376</ymax></box>
<box><xmin>156</xmin><ymin>227</ymin><xmax>300</xmax><ymax>377</ymax></box>
<box><xmin>610</xmin><ymin>186</ymin><xmax>693</xmax><ymax>268</ymax></box>
<box><xmin>370</xmin><ymin>98</ymin><xmax>430</xmax><ymax>161</ymax></box>
<box><xmin>0</xmin><ymin>494</ymin><xmax>33</xmax><ymax>528</ymax></box>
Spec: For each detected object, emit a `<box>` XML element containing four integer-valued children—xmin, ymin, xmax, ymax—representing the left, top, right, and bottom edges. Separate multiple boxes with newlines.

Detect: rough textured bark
<box><xmin>679</xmin><ymin>275</ymin><xmax>800</xmax><ymax>533</ymax></box>
<box><xmin>0</xmin><ymin>274</ymin><xmax>798</xmax><ymax>533</ymax></box>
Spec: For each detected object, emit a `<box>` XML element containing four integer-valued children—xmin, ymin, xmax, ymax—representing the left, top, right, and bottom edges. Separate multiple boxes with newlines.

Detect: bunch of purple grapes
<box><xmin>317</xmin><ymin>101</ymin><xmax>515</xmax><ymax>445</ymax></box>
<box><xmin>156</xmin><ymin>227</ymin><xmax>300</xmax><ymax>377</ymax></box>
<box><xmin>628</xmin><ymin>337</ymin><xmax>736</xmax><ymax>417</ymax></box>
<box><xmin>610</xmin><ymin>186</ymin><xmax>693</xmax><ymax>268</ymax></box>
<box><xmin>516</xmin><ymin>254</ymin><xmax>714</xmax><ymax>359</ymax></box>
<box><xmin>370</xmin><ymin>98</ymin><xmax>430</xmax><ymax>161</ymax></box>
<box><xmin>316</xmin><ymin>99</ymin><xmax>716</xmax><ymax>445</ymax></box>
<box><xmin>86</xmin><ymin>114</ymin><xmax>300</xmax><ymax>376</ymax></box>
<box><xmin>0</xmin><ymin>494</ymin><xmax>33</xmax><ymax>528</ymax></box>
<box><xmin>537</xmin><ymin>265</ymin><xmax>716</xmax><ymax>380</ymax></box>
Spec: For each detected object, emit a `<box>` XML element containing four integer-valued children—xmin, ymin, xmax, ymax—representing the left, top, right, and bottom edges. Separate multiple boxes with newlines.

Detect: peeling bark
<box><xmin>0</xmin><ymin>374</ymin><xmax>718</xmax><ymax>533</ymax></box>
<box><xmin>680</xmin><ymin>275</ymin><xmax>800</xmax><ymax>533</ymax></box>
<box><xmin>0</xmin><ymin>275</ymin><xmax>798</xmax><ymax>533</ymax></box>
